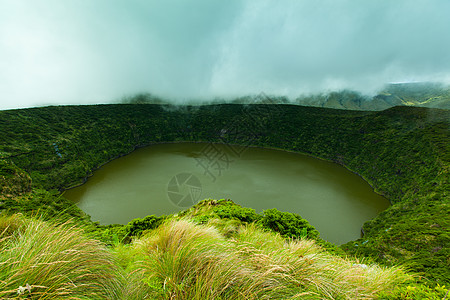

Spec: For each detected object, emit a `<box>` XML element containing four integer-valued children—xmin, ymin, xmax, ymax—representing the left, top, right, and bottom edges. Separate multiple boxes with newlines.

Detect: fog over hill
<box><xmin>122</xmin><ymin>82</ymin><xmax>450</xmax><ymax>111</ymax></box>
<box><xmin>1</xmin><ymin>0</ymin><xmax>450</xmax><ymax>110</ymax></box>
<box><xmin>295</xmin><ymin>82</ymin><xmax>450</xmax><ymax>110</ymax></box>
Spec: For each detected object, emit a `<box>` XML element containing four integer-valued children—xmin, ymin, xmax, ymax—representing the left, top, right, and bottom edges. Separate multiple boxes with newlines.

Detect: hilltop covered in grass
<box><xmin>0</xmin><ymin>103</ymin><xmax>449</xmax><ymax>296</ymax></box>
<box><xmin>2</xmin><ymin>200</ymin><xmax>448</xmax><ymax>299</ymax></box>
<box><xmin>0</xmin><ymin>202</ymin><xmax>415</xmax><ymax>299</ymax></box>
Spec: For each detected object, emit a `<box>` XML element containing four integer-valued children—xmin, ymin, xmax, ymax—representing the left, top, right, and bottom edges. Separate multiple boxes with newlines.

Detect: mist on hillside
<box><xmin>1</xmin><ymin>0</ymin><xmax>450</xmax><ymax>110</ymax></box>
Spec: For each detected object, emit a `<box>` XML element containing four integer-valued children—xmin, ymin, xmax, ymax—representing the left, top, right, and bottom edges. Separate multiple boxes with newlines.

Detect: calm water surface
<box><xmin>64</xmin><ymin>143</ymin><xmax>389</xmax><ymax>244</ymax></box>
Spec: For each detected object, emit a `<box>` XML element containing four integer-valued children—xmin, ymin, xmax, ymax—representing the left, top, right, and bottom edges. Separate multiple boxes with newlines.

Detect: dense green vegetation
<box><xmin>0</xmin><ymin>103</ymin><xmax>449</xmax><ymax>297</ymax></box>
<box><xmin>0</xmin><ymin>206</ymin><xmax>413</xmax><ymax>299</ymax></box>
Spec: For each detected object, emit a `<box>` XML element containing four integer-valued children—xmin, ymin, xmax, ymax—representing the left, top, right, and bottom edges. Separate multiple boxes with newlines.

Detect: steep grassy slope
<box><xmin>0</xmin><ymin>207</ymin><xmax>414</xmax><ymax>299</ymax></box>
<box><xmin>0</xmin><ymin>104</ymin><xmax>448</xmax><ymax>286</ymax></box>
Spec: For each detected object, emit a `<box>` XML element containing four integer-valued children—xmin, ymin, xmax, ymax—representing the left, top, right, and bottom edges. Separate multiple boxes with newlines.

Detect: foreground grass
<box><xmin>0</xmin><ymin>214</ymin><xmax>124</xmax><ymax>299</ymax></box>
<box><xmin>0</xmin><ymin>213</ymin><xmax>414</xmax><ymax>299</ymax></box>
<box><xmin>120</xmin><ymin>219</ymin><xmax>410</xmax><ymax>299</ymax></box>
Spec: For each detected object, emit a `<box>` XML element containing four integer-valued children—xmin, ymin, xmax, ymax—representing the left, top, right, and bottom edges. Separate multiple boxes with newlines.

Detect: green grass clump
<box><xmin>124</xmin><ymin>219</ymin><xmax>410</xmax><ymax>299</ymax></box>
<box><xmin>0</xmin><ymin>212</ymin><xmax>421</xmax><ymax>299</ymax></box>
<box><xmin>235</xmin><ymin>224</ymin><xmax>410</xmax><ymax>299</ymax></box>
<box><xmin>0</xmin><ymin>214</ymin><xmax>124</xmax><ymax>299</ymax></box>
<box><xmin>378</xmin><ymin>282</ymin><xmax>449</xmax><ymax>299</ymax></box>
<box><xmin>126</xmin><ymin>219</ymin><xmax>257</xmax><ymax>299</ymax></box>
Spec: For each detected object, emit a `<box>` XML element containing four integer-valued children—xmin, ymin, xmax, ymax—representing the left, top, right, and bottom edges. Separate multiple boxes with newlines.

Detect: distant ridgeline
<box><xmin>122</xmin><ymin>82</ymin><xmax>450</xmax><ymax>111</ymax></box>
<box><xmin>126</xmin><ymin>82</ymin><xmax>450</xmax><ymax>110</ymax></box>
<box><xmin>295</xmin><ymin>82</ymin><xmax>450</xmax><ymax>111</ymax></box>
<box><xmin>0</xmin><ymin>104</ymin><xmax>448</xmax><ymax>284</ymax></box>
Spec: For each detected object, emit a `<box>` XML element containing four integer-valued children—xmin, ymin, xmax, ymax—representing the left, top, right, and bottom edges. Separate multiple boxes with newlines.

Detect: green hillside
<box><xmin>0</xmin><ymin>104</ymin><xmax>449</xmax><ymax>298</ymax></box>
<box><xmin>295</xmin><ymin>82</ymin><xmax>450</xmax><ymax>110</ymax></box>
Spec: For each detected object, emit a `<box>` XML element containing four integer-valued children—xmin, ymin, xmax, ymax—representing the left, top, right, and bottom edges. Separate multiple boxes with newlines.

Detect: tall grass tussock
<box><xmin>0</xmin><ymin>214</ymin><xmax>124</xmax><ymax>299</ymax></box>
<box><xmin>125</xmin><ymin>219</ymin><xmax>410</xmax><ymax>299</ymax></box>
<box><xmin>0</xmin><ymin>212</ymin><xmax>415</xmax><ymax>299</ymax></box>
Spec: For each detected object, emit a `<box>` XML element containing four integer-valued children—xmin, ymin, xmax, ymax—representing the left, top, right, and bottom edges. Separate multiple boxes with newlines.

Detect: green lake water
<box><xmin>64</xmin><ymin>143</ymin><xmax>389</xmax><ymax>244</ymax></box>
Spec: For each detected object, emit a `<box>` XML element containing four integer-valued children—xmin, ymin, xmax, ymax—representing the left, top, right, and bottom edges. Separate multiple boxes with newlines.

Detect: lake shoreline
<box><xmin>63</xmin><ymin>140</ymin><xmax>389</xmax><ymax>206</ymax></box>
<box><xmin>64</xmin><ymin>142</ymin><xmax>390</xmax><ymax>244</ymax></box>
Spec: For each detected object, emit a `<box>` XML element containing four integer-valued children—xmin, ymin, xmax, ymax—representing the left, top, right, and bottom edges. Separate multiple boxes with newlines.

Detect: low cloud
<box><xmin>1</xmin><ymin>0</ymin><xmax>450</xmax><ymax>109</ymax></box>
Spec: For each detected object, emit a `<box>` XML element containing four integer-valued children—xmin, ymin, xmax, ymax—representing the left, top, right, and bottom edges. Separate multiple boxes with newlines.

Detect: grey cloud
<box><xmin>0</xmin><ymin>0</ymin><xmax>449</xmax><ymax>109</ymax></box>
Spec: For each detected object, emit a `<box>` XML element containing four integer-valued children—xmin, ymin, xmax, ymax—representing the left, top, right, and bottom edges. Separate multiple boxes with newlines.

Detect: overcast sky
<box><xmin>1</xmin><ymin>0</ymin><xmax>450</xmax><ymax>110</ymax></box>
